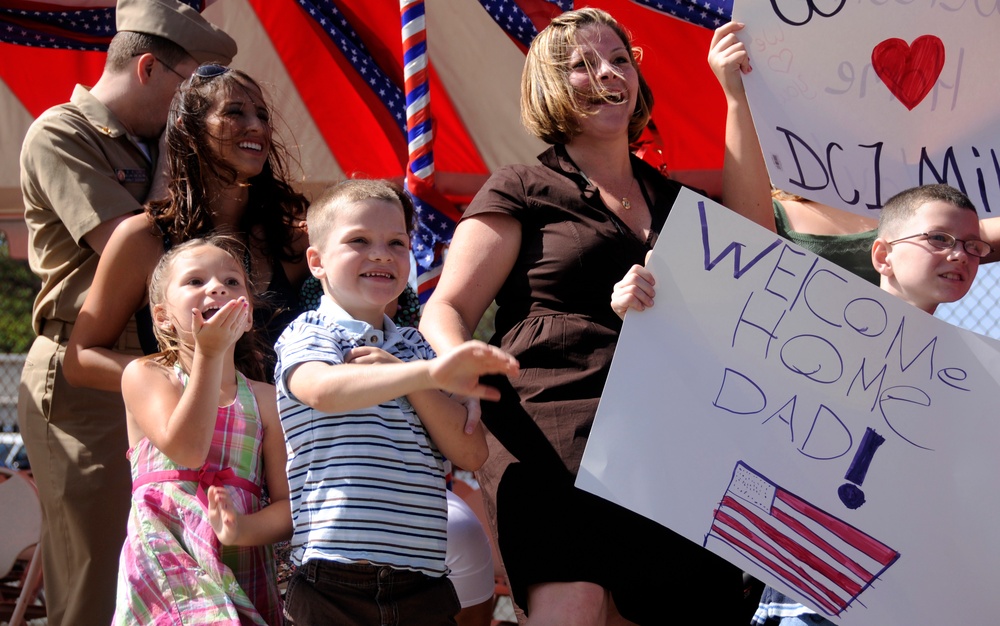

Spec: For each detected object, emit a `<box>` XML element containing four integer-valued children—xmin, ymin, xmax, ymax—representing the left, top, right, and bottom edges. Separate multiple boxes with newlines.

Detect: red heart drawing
<box><xmin>871</xmin><ymin>35</ymin><xmax>945</xmax><ymax>111</ymax></box>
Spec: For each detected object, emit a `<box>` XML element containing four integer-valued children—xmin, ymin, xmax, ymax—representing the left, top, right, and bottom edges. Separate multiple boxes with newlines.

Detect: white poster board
<box><xmin>577</xmin><ymin>188</ymin><xmax>1000</xmax><ymax>624</ymax></box>
<box><xmin>734</xmin><ymin>1</ymin><xmax>1000</xmax><ymax>217</ymax></box>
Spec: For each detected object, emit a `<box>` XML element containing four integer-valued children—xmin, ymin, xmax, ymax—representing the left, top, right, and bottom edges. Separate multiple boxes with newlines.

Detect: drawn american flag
<box><xmin>707</xmin><ymin>462</ymin><xmax>900</xmax><ymax>617</ymax></box>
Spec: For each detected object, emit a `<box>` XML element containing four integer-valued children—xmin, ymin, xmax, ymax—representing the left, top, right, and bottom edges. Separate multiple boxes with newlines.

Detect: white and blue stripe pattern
<box><xmin>274</xmin><ymin>299</ymin><xmax>448</xmax><ymax>576</ymax></box>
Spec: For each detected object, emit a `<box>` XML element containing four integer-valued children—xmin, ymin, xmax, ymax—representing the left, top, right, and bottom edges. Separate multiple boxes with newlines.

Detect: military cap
<box><xmin>116</xmin><ymin>0</ymin><xmax>237</xmax><ymax>65</ymax></box>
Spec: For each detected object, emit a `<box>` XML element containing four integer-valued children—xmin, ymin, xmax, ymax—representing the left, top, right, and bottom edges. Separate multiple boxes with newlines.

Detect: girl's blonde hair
<box><xmin>520</xmin><ymin>7</ymin><xmax>653</xmax><ymax>145</ymax></box>
<box><xmin>148</xmin><ymin>233</ymin><xmax>267</xmax><ymax>381</ymax></box>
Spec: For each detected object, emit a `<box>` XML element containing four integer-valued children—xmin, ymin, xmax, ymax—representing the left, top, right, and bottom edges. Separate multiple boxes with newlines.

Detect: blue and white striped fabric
<box><xmin>274</xmin><ymin>296</ymin><xmax>449</xmax><ymax>577</ymax></box>
<box><xmin>752</xmin><ymin>586</ymin><xmax>835</xmax><ymax>626</ymax></box>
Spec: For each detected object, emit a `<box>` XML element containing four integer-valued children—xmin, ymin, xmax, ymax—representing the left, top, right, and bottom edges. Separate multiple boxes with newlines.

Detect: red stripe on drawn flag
<box><xmin>707</xmin><ymin>462</ymin><xmax>900</xmax><ymax>618</ymax></box>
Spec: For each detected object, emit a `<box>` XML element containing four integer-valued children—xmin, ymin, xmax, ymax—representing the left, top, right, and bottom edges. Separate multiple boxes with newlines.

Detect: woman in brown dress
<box><xmin>419</xmin><ymin>9</ymin><xmax>773</xmax><ymax>625</ymax></box>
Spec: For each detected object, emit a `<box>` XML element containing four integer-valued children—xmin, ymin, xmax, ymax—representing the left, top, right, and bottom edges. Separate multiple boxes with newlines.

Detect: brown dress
<box><xmin>464</xmin><ymin>145</ymin><xmax>744</xmax><ymax>623</ymax></box>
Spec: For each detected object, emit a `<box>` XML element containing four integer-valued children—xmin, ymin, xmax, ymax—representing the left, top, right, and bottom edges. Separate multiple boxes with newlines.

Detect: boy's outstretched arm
<box><xmin>410</xmin><ymin>341</ymin><xmax>520</xmax><ymax>470</ymax></box>
<box><xmin>287</xmin><ymin>340</ymin><xmax>519</xmax><ymax>415</ymax></box>
<box><xmin>425</xmin><ymin>341</ymin><xmax>520</xmax><ymax>399</ymax></box>
<box><xmin>344</xmin><ymin>344</ymin><xmax>508</xmax><ymax>470</ymax></box>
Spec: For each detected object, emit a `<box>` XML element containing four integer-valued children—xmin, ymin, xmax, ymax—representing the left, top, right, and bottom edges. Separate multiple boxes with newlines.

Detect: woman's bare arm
<box><xmin>709</xmin><ymin>22</ymin><xmax>776</xmax><ymax>232</ymax></box>
<box><xmin>419</xmin><ymin>213</ymin><xmax>522</xmax><ymax>353</ymax></box>
<box><xmin>64</xmin><ymin>214</ymin><xmax>163</xmax><ymax>391</ymax></box>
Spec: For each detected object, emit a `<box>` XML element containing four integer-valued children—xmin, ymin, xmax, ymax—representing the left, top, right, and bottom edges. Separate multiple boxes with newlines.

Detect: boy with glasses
<box><xmin>701</xmin><ymin>21</ymin><xmax>994</xmax><ymax>625</ymax></box>
<box><xmin>751</xmin><ymin>183</ymin><xmax>987</xmax><ymax>625</ymax></box>
<box><xmin>873</xmin><ymin>183</ymin><xmax>988</xmax><ymax>315</ymax></box>
<box><xmin>614</xmin><ymin>182</ymin><xmax>988</xmax><ymax>626</ymax></box>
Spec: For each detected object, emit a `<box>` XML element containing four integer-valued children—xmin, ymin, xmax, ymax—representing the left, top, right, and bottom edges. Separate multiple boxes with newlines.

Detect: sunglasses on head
<box><xmin>194</xmin><ymin>64</ymin><xmax>230</xmax><ymax>79</ymax></box>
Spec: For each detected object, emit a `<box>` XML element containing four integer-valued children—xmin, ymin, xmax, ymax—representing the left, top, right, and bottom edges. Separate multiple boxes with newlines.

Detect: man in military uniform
<box><xmin>17</xmin><ymin>2</ymin><xmax>236</xmax><ymax>623</ymax></box>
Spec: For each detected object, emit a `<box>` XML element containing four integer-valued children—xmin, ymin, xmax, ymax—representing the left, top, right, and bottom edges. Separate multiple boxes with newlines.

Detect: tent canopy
<box><xmin>0</xmin><ymin>0</ymin><xmax>728</xmax><ymax>259</ymax></box>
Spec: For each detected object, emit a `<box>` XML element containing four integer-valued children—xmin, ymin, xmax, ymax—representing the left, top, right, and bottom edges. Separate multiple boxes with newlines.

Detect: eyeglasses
<box><xmin>194</xmin><ymin>64</ymin><xmax>230</xmax><ymax>79</ymax></box>
<box><xmin>886</xmin><ymin>230</ymin><xmax>993</xmax><ymax>258</ymax></box>
<box><xmin>132</xmin><ymin>52</ymin><xmax>185</xmax><ymax>80</ymax></box>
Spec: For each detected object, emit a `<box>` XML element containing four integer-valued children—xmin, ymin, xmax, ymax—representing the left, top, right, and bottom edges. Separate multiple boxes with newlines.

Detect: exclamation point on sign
<box><xmin>838</xmin><ymin>427</ymin><xmax>886</xmax><ymax>510</ymax></box>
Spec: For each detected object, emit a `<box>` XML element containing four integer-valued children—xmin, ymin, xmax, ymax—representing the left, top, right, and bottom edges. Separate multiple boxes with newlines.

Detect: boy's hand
<box><xmin>192</xmin><ymin>297</ymin><xmax>250</xmax><ymax>359</ymax></box>
<box><xmin>345</xmin><ymin>346</ymin><xmax>400</xmax><ymax>365</ymax></box>
<box><xmin>461</xmin><ymin>397</ymin><xmax>482</xmax><ymax>435</ymax></box>
<box><xmin>428</xmin><ymin>341</ymin><xmax>519</xmax><ymax>401</ymax></box>
<box><xmin>349</xmin><ymin>347</ymin><xmax>484</xmax><ymax>433</ymax></box>
<box><xmin>208</xmin><ymin>485</ymin><xmax>240</xmax><ymax>546</ymax></box>
<box><xmin>611</xmin><ymin>251</ymin><xmax>656</xmax><ymax>320</ymax></box>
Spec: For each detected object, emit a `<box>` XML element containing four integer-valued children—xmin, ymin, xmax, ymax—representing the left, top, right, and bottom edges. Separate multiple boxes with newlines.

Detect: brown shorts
<box><xmin>284</xmin><ymin>559</ymin><xmax>461</xmax><ymax>626</ymax></box>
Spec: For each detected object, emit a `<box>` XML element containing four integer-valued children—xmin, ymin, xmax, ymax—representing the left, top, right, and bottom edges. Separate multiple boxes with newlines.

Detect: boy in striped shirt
<box><xmin>273</xmin><ymin>179</ymin><xmax>518</xmax><ymax>625</ymax></box>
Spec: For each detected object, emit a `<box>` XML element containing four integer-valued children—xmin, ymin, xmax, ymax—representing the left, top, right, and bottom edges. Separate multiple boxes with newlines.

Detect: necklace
<box><xmin>619</xmin><ymin>176</ymin><xmax>636</xmax><ymax>210</ymax></box>
<box><xmin>582</xmin><ymin>169</ymin><xmax>638</xmax><ymax>210</ymax></box>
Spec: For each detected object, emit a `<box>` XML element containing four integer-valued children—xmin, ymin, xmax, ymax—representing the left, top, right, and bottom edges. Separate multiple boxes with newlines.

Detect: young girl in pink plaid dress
<box><xmin>113</xmin><ymin>235</ymin><xmax>290</xmax><ymax>625</ymax></box>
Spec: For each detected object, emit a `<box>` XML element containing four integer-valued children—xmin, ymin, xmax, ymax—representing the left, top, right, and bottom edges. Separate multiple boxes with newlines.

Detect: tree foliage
<box><xmin>0</xmin><ymin>234</ymin><xmax>39</xmax><ymax>354</ymax></box>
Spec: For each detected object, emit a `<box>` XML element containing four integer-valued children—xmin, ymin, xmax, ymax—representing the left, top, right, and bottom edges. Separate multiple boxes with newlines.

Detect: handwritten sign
<box><xmin>734</xmin><ymin>1</ymin><xmax>1000</xmax><ymax>216</ymax></box>
<box><xmin>576</xmin><ymin>188</ymin><xmax>1000</xmax><ymax>624</ymax></box>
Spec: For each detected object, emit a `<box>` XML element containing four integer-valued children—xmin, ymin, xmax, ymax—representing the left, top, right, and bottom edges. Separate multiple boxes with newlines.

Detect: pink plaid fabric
<box><xmin>113</xmin><ymin>369</ymin><xmax>283</xmax><ymax>625</ymax></box>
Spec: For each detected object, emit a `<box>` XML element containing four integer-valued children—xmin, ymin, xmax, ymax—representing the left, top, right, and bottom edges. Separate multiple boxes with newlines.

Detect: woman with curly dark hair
<box><xmin>65</xmin><ymin>64</ymin><xmax>309</xmax><ymax>389</ymax></box>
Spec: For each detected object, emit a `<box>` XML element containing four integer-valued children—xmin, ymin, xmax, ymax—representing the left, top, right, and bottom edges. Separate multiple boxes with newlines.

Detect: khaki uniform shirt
<box><xmin>20</xmin><ymin>84</ymin><xmax>155</xmax><ymax>334</ymax></box>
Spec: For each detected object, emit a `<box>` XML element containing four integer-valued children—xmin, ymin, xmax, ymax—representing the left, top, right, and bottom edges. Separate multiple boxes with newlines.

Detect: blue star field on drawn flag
<box><xmin>630</xmin><ymin>0</ymin><xmax>733</xmax><ymax>29</ymax></box>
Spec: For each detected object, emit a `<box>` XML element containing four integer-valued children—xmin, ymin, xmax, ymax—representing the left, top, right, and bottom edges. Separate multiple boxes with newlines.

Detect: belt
<box><xmin>37</xmin><ymin>318</ymin><xmax>143</xmax><ymax>353</ymax></box>
<box><xmin>39</xmin><ymin>319</ymin><xmax>74</xmax><ymax>343</ymax></box>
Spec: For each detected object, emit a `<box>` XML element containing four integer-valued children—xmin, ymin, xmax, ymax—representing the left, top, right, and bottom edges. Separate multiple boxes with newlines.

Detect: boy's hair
<box><xmin>146</xmin><ymin>66</ymin><xmax>308</xmax><ymax>267</ymax></box>
<box><xmin>520</xmin><ymin>7</ymin><xmax>653</xmax><ymax>145</ymax></box>
<box><xmin>306</xmin><ymin>179</ymin><xmax>415</xmax><ymax>249</ymax></box>
<box><xmin>148</xmin><ymin>234</ymin><xmax>267</xmax><ymax>381</ymax></box>
<box><xmin>878</xmin><ymin>184</ymin><xmax>978</xmax><ymax>239</ymax></box>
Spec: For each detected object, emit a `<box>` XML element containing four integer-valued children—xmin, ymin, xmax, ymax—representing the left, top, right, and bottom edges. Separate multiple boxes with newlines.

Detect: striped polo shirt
<box><xmin>274</xmin><ymin>296</ymin><xmax>448</xmax><ymax>576</ymax></box>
